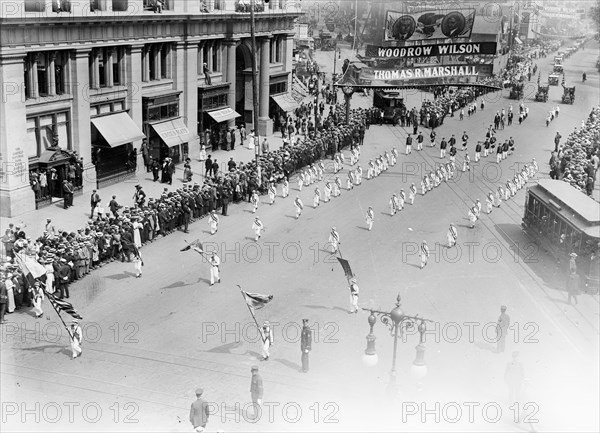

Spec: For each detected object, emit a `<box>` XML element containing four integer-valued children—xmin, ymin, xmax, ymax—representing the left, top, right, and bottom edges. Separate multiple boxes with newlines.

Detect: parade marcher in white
<box><xmin>209</xmin><ymin>252</ymin><xmax>221</xmax><ymax>286</ymax></box>
<box><xmin>68</xmin><ymin>319</ymin><xmax>83</xmax><ymax>359</ymax></box>
<box><xmin>261</xmin><ymin>321</ymin><xmax>274</xmax><ymax>360</ymax></box>
<box><xmin>409</xmin><ymin>183</ymin><xmax>417</xmax><ymax>204</ymax></box>
<box><xmin>398</xmin><ymin>189</ymin><xmax>406</xmax><ymax>210</ymax></box>
<box><xmin>447</xmin><ymin>223</ymin><xmax>458</xmax><ymax>248</ymax></box>
<box><xmin>420</xmin><ymin>240</ymin><xmax>429</xmax><ymax>269</ymax></box>
<box><xmin>268</xmin><ymin>183</ymin><xmax>276</xmax><ymax>205</ymax></box>
<box><xmin>367</xmin><ymin>160</ymin><xmax>375</xmax><ymax>180</ymax></box>
<box><xmin>333</xmin><ymin>155</ymin><xmax>340</xmax><ymax>173</ymax></box>
<box><xmin>347</xmin><ymin>171</ymin><xmax>354</xmax><ymax>190</ymax></box>
<box><xmin>31</xmin><ymin>281</ymin><xmax>44</xmax><ymax>318</ymax></box>
<box><xmin>462</xmin><ymin>154</ymin><xmax>470</xmax><ymax>172</ymax></box>
<box><xmin>282</xmin><ymin>178</ymin><xmax>289</xmax><ymax>198</ymax></box>
<box><xmin>132</xmin><ymin>246</ymin><xmax>143</xmax><ymax>278</ymax></box>
<box><xmin>390</xmin><ymin>194</ymin><xmax>398</xmax><ymax>216</ymax></box>
<box><xmin>486</xmin><ymin>192</ymin><xmax>494</xmax><ymax>214</ymax></box>
<box><xmin>468</xmin><ymin>206</ymin><xmax>478</xmax><ymax>229</ymax></box>
<box><xmin>251</xmin><ymin>190</ymin><xmax>259</xmax><ymax>213</ymax></box>
<box><xmin>313</xmin><ymin>187</ymin><xmax>321</xmax><ymax>208</ymax></box>
<box><xmin>318</xmin><ymin>162</ymin><xmax>325</xmax><ymax>181</ymax></box>
<box><xmin>405</xmin><ymin>134</ymin><xmax>413</xmax><ymax>155</ymax></box>
<box><xmin>294</xmin><ymin>196</ymin><xmax>304</xmax><ymax>219</ymax></box>
<box><xmin>329</xmin><ymin>227</ymin><xmax>340</xmax><ymax>253</ymax></box>
<box><xmin>297</xmin><ymin>171</ymin><xmax>304</xmax><ymax>191</ymax></box>
<box><xmin>475</xmin><ymin>199</ymin><xmax>482</xmax><ymax>215</ymax></box>
<box><xmin>391</xmin><ymin>147</ymin><xmax>398</xmax><ymax>165</ymax></box>
<box><xmin>208</xmin><ymin>210</ymin><xmax>219</xmax><ymax>235</ymax></box>
<box><xmin>349</xmin><ymin>278</ymin><xmax>359</xmax><ymax>314</ymax></box>
<box><xmin>252</xmin><ymin>217</ymin><xmax>264</xmax><ymax>241</ymax></box>
<box><xmin>333</xmin><ymin>176</ymin><xmax>341</xmax><ymax>197</ymax></box>
<box><xmin>475</xmin><ymin>142</ymin><xmax>482</xmax><ymax>162</ymax></box>
<box><xmin>324</xmin><ymin>182</ymin><xmax>332</xmax><ymax>202</ymax></box>
<box><xmin>366</xmin><ymin>206</ymin><xmax>374</xmax><ymax>231</ymax></box>
<box><xmin>355</xmin><ymin>167</ymin><xmax>363</xmax><ymax>185</ymax></box>
<box><xmin>421</xmin><ymin>177</ymin><xmax>427</xmax><ymax>196</ymax></box>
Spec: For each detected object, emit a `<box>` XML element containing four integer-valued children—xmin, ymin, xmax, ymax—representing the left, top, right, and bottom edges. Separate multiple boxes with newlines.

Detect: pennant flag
<box><xmin>337</xmin><ymin>257</ymin><xmax>354</xmax><ymax>279</ymax></box>
<box><xmin>45</xmin><ymin>291</ymin><xmax>83</xmax><ymax>320</ymax></box>
<box><xmin>242</xmin><ymin>291</ymin><xmax>273</xmax><ymax>313</ymax></box>
<box><xmin>181</xmin><ymin>239</ymin><xmax>203</xmax><ymax>252</ymax></box>
<box><xmin>14</xmin><ymin>253</ymin><xmax>46</xmax><ymax>284</ymax></box>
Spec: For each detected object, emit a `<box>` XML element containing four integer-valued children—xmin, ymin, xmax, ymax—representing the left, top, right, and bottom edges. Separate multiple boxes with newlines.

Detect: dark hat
<box><xmin>251</xmin><ymin>365</ymin><xmax>259</xmax><ymax>372</ymax></box>
<box><xmin>195</xmin><ymin>387</ymin><xmax>204</xmax><ymax>396</ymax></box>
<box><xmin>501</xmin><ymin>305</ymin><xmax>507</xmax><ymax>311</ymax></box>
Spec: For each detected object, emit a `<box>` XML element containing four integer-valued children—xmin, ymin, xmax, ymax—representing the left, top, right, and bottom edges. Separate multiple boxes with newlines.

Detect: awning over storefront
<box><xmin>271</xmin><ymin>94</ymin><xmax>299</xmax><ymax>112</ymax></box>
<box><xmin>207</xmin><ymin>107</ymin><xmax>241</xmax><ymax>123</ymax></box>
<box><xmin>91</xmin><ymin>112</ymin><xmax>145</xmax><ymax>147</ymax></box>
<box><xmin>150</xmin><ymin>118</ymin><xmax>193</xmax><ymax>147</ymax></box>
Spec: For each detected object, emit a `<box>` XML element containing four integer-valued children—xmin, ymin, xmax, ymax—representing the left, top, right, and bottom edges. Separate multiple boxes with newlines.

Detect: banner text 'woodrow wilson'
<box><xmin>365</xmin><ymin>42</ymin><xmax>497</xmax><ymax>59</ymax></box>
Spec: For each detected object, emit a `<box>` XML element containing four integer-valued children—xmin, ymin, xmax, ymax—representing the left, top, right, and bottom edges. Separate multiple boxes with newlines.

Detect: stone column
<box><xmin>91</xmin><ymin>49</ymin><xmax>99</xmax><ymax>88</ymax></box>
<box><xmin>128</xmin><ymin>44</ymin><xmax>144</xmax><ymax>159</ymax></box>
<box><xmin>155</xmin><ymin>44</ymin><xmax>162</xmax><ymax>80</ymax></box>
<box><xmin>106</xmin><ymin>47</ymin><xmax>114</xmax><ymax>87</ymax></box>
<box><xmin>142</xmin><ymin>46</ymin><xmax>150</xmax><ymax>82</ymax></box>
<box><xmin>71</xmin><ymin>49</ymin><xmax>93</xmax><ymax>190</ymax></box>
<box><xmin>0</xmin><ymin>53</ymin><xmax>35</xmax><ymax>217</ymax></box>
<box><xmin>48</xmin><ymin>51</ymin><xmax>57</xmax><ymax>96</ymax></box>
<box><xmin>258</xmin><ymin>37</ymin><xmax>272</xmax><ymax>136</ymax></box>
<box><xmin>225</xmin><ymin>39</ymin><xmax>238</xmax><ymax>128</ymax></box>
<box><xmin>30</xmin><ymin>53</ymin><xmax>39</xmax><ymax>98</ymax></box>
<box><xmin>178</xmin><ymin>39</ymin><xmax>200</xmax><ymax>156</ymax></box>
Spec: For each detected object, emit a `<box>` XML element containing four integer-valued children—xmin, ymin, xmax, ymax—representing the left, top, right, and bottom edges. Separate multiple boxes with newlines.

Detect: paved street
<box><xmin>1</xmin><ymin>39</ymin><xmax>599</xmax><ymax>432</ymax></box>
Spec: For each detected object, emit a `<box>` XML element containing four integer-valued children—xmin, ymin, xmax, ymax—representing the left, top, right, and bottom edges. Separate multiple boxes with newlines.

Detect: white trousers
<box><xmin>210</xmin><ymin>266</ymin><xmax>220</xmax><ymax>284</ymax></box>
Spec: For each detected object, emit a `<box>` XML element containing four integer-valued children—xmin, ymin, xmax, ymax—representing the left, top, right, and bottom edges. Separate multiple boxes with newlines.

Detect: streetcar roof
<box><xmin>528</xmin><ymin>180</ymin><xmax>600</xmax><ymax>236</ymax></box>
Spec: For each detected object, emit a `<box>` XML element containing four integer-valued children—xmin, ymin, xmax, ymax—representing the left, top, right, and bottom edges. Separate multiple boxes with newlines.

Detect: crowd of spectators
<box><xmin>550</xmin><ymin>107</ymin><xmax>600</xmax><ymax>196</ymax></box>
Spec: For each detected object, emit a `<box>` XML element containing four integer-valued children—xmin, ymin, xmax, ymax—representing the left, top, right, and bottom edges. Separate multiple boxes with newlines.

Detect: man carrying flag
<box><xmin>329</xmin><ymin>227</ymin><xmax>340</xmax><ymax>254</ymax></box>
<box><xmin>68</xmin><ymin>319</ymin><xmax>83</xmax><ymax>359</ymax></box>
<box><xmin>261</xmin><ymin>320</ymin><xmax>274</xmax><ymax>361</ymax></box>
<box><xmin>252</xmin><ymin>217</ymin><xmax>264</xmax><ymax>242</ymax></box>
<box><xmin>294</xmin><ymin>195</ymin><xmax>304</xmax><ymax>219</ymax></box>
<box><xmin>240</xmin><ymin>288</ymin><xmax>274</xmax><ymax>360</ymax></box>
<box><xmin>447</xmin><ymin>223</ymin><xmax>458</xmax><ymax>248</ymax></box>
<box><xmin>208</xmin><ymin>210</ymin><xmax>219</xmax><ymax>235</ymax></box>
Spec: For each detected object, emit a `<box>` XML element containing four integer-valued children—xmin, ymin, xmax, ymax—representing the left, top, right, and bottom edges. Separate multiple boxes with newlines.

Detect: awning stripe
<box><xmin>91</xmin><ymin>112</ymin><xmax>145</xmax><ymax>147</ymax></box>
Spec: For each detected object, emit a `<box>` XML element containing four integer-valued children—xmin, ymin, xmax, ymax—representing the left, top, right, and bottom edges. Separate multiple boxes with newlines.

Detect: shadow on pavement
<box><xmin>206</xmin><ymin>341</ymin><xmax>243</xmax><ymax>354</ymax></box>
<box><xmin>273</xmin><ymin>358</ymin><xmax>302</xmax><ymax>372</ymax></box>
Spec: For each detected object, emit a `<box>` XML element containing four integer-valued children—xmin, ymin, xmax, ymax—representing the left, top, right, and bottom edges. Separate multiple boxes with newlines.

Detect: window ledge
<box><xmin>25</xmin><ymin>93</ymin><xmax>73</xmax><ymax>107</ymax></box>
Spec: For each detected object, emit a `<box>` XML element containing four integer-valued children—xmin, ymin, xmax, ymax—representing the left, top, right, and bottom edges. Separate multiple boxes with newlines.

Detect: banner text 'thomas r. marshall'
<box><xmin>373</xmin><ymin>66</ymin><xmax>479</xmax><ymax>80</ymax></box>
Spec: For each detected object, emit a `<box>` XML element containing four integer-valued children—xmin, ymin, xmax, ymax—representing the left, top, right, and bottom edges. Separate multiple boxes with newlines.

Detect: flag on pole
<box><xmin>337</xmin><ymin>257</ymin><xmax>354</xmax><ymax>279</ymax></box>
<box><xmin>45</xmin><ymin>291</ymin><xmax>83</xmax><ymax>320</ymax></box>
<box><xmin>14</xmin><ymin>253</ymin><xmax>46</xmax><ymax>284</ymax></box>
<box><xmin>241</xmin><ymin>291</ymin><xmax>273</xmax><ymax>313</ymax></box>
<box><xmin>181</xmin><ymin>239</ymin><xmax>203</xmax><ymax>252</ymax></box>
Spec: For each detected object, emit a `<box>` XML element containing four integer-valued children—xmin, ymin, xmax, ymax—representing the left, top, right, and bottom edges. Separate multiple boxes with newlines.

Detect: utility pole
<box><xmin>250</xmin><ymin>0</ymin><xmax>261</xmax><ymax>186</ymax></box>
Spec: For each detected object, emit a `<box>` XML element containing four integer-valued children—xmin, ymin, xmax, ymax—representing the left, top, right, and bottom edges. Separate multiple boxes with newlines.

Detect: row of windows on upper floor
<box><xmin>21</xmin><ymin>38</ymin><xmax>286</xmax><ymax>99</ymax></box>
<box><xmin>19</xmin><ymin>0</ymin><xmax>289</xmax><ymax>14</ymax></box>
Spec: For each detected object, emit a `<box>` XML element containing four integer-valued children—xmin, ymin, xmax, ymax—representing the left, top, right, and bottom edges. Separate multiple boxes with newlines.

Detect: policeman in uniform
<box><xmin>300</xmin><ymin>319</ymin><xmax>312</xmax><ymax>373</ymax></box>
<box><xmin>405</xmin><ymin>134</ymin><xmax>413</xmax><ymax>155</ymax></box>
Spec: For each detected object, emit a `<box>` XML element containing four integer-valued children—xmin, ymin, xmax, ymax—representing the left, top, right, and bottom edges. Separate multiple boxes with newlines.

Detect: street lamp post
<box><xmin>362</xmin><ymin>294</ymin><xmax>433</xmax><ymax>395</ymax></box>
<box><xmin>342</xmin><ymin>85</ymin><xmax>354</xmax><ymax>124</ymax></box>
<box><xmin>250</xmin><ymin>0</ymin><xmax>261</xmax><ymax>186</ymax></box>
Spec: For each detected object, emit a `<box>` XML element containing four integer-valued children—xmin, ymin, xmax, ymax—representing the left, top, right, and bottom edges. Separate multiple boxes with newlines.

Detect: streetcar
<box><xmin>373</xmin><ymin>89</ymin><xmax>405</xmax><ymax>124</ymax></box>
<box><xmin>522</xmin><ymin>179</ymin><xmax>600</xmax><ymax>293</ymax></box>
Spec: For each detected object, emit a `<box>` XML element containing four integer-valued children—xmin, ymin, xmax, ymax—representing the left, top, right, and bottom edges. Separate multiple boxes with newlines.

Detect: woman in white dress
<box><xmin>5</xmin><ymin>273</ymin><xmax>15</xmax><ymax>314</ymax></box>
<box><xmin>132</xmin><ymin>217</ymin><xmax>142</xmax><ymax>248</ymax></box>
<box><xmin>199</xmin><ymin>144</ymin><xmax>207</xmax><ymax>162</ymax></box>
<box><xmin>44</xmin><ymin>257</ymin><xmax>55</xmax><ymax>294</ymax></box>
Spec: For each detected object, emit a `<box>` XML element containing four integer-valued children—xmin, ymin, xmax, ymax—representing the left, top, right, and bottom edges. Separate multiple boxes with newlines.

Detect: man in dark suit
<box><xmin>189</xmin><ymin>388</ymin><xmax>210</xmax><ymax>432</ymax></box>
<box><xmin>109</xmin><ymin>195</ymin><xmax>121</xmax><ymax>218</ymax></box>
<box><xmin>90</xmin><ymin>189</ymin><xmax>100</xmax><ymax>217</ymax></box>
<box><xmin>205</xmin><ymin>155</ymin><xmax>213</xmax><ymax>178</ymax></box>
<box><xmin>250</xmin><ymin>366</ymin><xmax>263</xmax><ymax>420</ymax></box>
<box><xmin>62</xmin><ymin>180</ymin><xmax>74</xmax><ymax>209</ymax></box>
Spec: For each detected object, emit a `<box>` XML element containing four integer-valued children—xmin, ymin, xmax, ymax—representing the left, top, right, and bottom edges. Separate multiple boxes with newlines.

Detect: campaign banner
<box><xmin>337</xmin><ymin>64</ymin><xmax>484</xmax><ymax>88</ymax></box>
<box><xmin>365</xmin><ymin>42</ymin><xmax>497</xmax><ymax>59</ymax></box>
<box><xmin>384</xmin><ymin>9</ymin><xmax>476</xmax><ymax>42</ymax></box>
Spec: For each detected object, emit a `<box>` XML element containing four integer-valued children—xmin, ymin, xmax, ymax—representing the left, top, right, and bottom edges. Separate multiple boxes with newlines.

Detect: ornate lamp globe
<box><xmin>362</xmin><ymin>310</ymin><xmax>378</xmax><ymax>367</ymax></box>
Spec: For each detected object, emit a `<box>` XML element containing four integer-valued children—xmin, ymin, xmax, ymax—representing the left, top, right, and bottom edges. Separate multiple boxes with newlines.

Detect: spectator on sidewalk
<box><xmin>189</xmin><ymin>387</ymin><xmax>210</xmax><ymax>432</ymax></box>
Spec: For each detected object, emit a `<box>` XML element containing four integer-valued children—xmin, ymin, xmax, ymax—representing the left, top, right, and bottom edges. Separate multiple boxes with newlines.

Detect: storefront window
<box><xmin>26</xmin><ymin>111</ymin><xmax>71</xmax><ymax>158</ymax></box>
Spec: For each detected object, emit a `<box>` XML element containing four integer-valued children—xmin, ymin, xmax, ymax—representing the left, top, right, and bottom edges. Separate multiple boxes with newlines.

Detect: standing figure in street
<box><xmin>505</xmin><ymin>352</ymin><xmax>524</xmax><ymax>405</ymax></box>
<box><xmin>462</xmin><ymin>154</ymin><xmax>470</xmax><ymax>172</ymax></box>
<box><xmin>390</xmin><ymin>194</ymin><xmax>398</xmax><ymax>216</ymax></box>
<box><xmin>416</xmin><ymin>131</ymin><xmax>424</xmax><ymax>151</ymax></box>
<box><xmin>189</xmin><ymin>388</ymin><xmax>210</xmax><ymax>433</ymax></box>
<box><xmin>334</xmin><ymin>176</ymin><xmax>342</xmax><ymax>197</ymax></box>
<box><xmin>313</xmin><ymin>187</ymin><xmax>321</xmax><ymax>208</ymax></box>
<box><xmin>324</xmin><ymin>182</ymin><xmax>332</xmax><ymax>202</ymax></box>
<box><xmin>31</xmin><ymin>281</ymin><xmax>44</xmax><ymax>318</ymax></box>
<box><xmin>447</xmin><ymin>223</ymin><xmax>458</xmax><ymax>248</ymax></box>
<box><xmin>461</xmin><ymin>131</ymin><xmax>469</xmax><ymax>150</ymax></box>
<box><xmin>251</xmin><ymin>190</ymin><xmax>259</xmax><ymax>213</ymax></box>
<box><xmin>398</xmin><ymin>189</ymin><xmax>406</xmax><ymax>210</ymax></box>
<box><xmin>209</xmin><ymin>252</ymin><xmax>221</xmax><ymax>286</ymax></box>
<box><xmin>268</xmin><ymin>183</ymin><xmax>276</xmax><ymax>205</ymax></box>
<box><xmin>208</xmin><ymin>210</ymin><xmax>219</xmax><ymax>235</ymax></box>
<box><xmin>300</xmin><ymin>319</ymin><xmax>312</xmax><ymax>373</ymax></box>
<box><xmin>475</xmin><ymin>142</ymin><xmax>482</xmax><ymax>162</ymax></box>
<box><xmin>405</xmin><ymin>134</ymin><xmax>413</xmax><ymax>155</ymax></box>
<box><xmin>68</xmin><ymin>319</ymin><xmax>83</xmax><ymax>359</ymax></box>
<box><xmin>367</xmin><ymin>160</ymin><xmax>375</xmax><ymax>179</ymax></box>
<box><xmin>365</xmin><ymin>206</ymin><xmax>374</xmax><ymax>231</ymax></box>
<box><xmin>294</xmin><ymin>196</ymin><xmax>304</xmax><ymax>219</ymax></box>
<box><xmin>329</xmin><ymin>227</ymin><xmax>340</xmax><ymax>253</ymax></box>
<box><xmin>486</xmin><ymin>192</ymin><xmax>494</xmax><ymax>214</ymax></box>
<box><xmin>355</xmin><ymin>167</ymin><xmax>362</xmax><ymax>185</ymax></box>
<box><xmin>566</xmin><ymin>268</ymin><xmax>580</xmax><ymax>305</ymax></box>
<box><xmin>282</xmin><ymin>177</ymin><xmax>289</xmax><ymax>198</ymax></box>
<box><xmin>249</xmin><ymin>366</ymin><xmax>263</xmax><ymax>420</ymax></box>
<box><xmin>252</xmin><ymin>217</ymin><xmax>263</xmax><ymax>242</ymax></box>
<box><xmin>297</xmin><ymin>171</ymin><xmax>304</xmax><ymax>191</ymax></box>
<box><xmin>420</xmin><ymin>240</ymin><xmax>429</xmax><ymax>269</ymax></box>
<box><xmin>420</xmin><ymin>177</ymin><xmax>427</xmax><ymax>196</ymax></box>
<box><xmin>406</xmin><ymin>183</ymin><xmax>415</xmax><ymax>205</ymax></box>
<box><xmin>496</xmin><ymin>305</ymin><xmax>510</xmax><ymax>353</ymax></box>
<box><xmin>347</xmin><ymin>171</ymin><xmax>354</xmax><ymax>190</ymax></box>
<box><xmin>349</xmin><ymin>278</ymin><xmax>359</xmax><ymax>313</ymax></box>
<box><xmin>261</xmin><ymin>321</ymin><xmax>273</xmax><ymax>360</ymax></box>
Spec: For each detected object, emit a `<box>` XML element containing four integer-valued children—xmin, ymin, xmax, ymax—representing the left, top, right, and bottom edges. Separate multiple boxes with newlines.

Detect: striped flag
<box><xmin>46</xmin><ymin>291</ymin><xmax>83</xmax><ymax>320</ymax></box>
<box><xmin>181</xmin><ymin>239</ymin><xmax>203</xmax><ymax>252</ymax></box>
<box><xmin>242</xmin><ymin>291</ymin><xmax>273</xmax><ymax>313</ymax></box>
<box><xmin>14</xmin><ymin>253</ymin><xmax>46</xmax><ymax>285</ymax></box>
<box><xmin>337</xmin><ymin>257</ymin><xmax>354</xmax><ymax>279</ymax></box>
